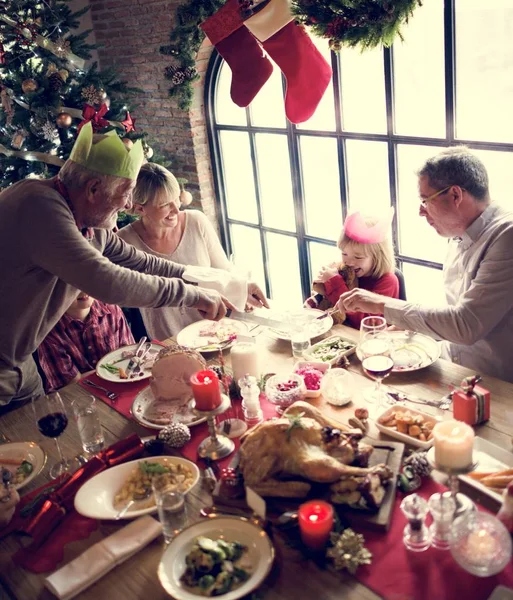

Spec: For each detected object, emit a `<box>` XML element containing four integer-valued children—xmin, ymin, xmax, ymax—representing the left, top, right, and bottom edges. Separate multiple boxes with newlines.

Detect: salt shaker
<box><xmin>239</xmin><ymin>375</ymin><xmax>263</xmax><ymax>427</ymax></box>
<box><xmin>428</xmin><ymin>491</ymin><xmax>456</xmax><ymax>549</ymax></box>
<box><xmin>400</xmin><ymin>493</ymin><xmax>431</xmax><ymax>552</ymax></box>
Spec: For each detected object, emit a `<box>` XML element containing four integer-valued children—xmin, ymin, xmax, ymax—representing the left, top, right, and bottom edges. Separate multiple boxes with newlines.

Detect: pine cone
<box><xmin>404</xmin><ymin>451</ymin><xmax>432</xmax><ymax>478</ymax></box>
<box><xmin>48</xmin><ymin>72</ymin><xmax>64</xmax><ymax>91</ymax></box>
<box><xmin>158</xmin><ymin>422</ymin><xmax>191</xmax><ymax>448</ymax></box>
<box><xmin>183</xmin><ymin>66</ymin><xmax>198</xmax><ymax>80</ymax></box>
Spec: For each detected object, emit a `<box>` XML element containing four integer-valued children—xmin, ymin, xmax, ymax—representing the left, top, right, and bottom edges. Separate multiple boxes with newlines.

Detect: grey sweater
<box><xmin>0</xmin><ymin>178</ymin><xmax>202</xmax><ymax>368</ymax></box>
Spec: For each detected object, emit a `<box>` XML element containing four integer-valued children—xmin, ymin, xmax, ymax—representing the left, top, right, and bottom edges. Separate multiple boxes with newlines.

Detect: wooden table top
<box><xmin>1</xmin><ymin>324</ymin><xmax>512</xmax><ymax>600</ymax></box>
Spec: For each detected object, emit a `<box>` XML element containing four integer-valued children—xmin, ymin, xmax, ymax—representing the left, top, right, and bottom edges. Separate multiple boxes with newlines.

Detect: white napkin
<box><xmin>183</xmin><ymin>265</ymin><xmax>247</xmax><ymax>312</ymax></box>
<box><xmin>44</xmin><ymin>516</ymin><xmax>162</xmax><ymax>600</ymax></box>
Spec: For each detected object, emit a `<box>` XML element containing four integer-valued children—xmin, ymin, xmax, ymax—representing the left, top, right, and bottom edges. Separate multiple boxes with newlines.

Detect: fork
<box><xmin>316</xmin><ymin>307</ymin><xmax>340</xmax><ymax>321</ymax></box>
<box><xmin>82</xmin><ymin>379</ymin><xmax>118</xmax><ymax>402</ymax></box>
<box><xmin>131</xmin><ymin>342</ymin><xmax>153</xmax><ymax>377</ymax></box>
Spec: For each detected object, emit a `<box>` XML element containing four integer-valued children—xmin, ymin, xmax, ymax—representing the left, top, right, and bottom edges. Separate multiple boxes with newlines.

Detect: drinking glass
<box><xmin>152</xmin><ymin>478</ymin><xmax>188</xmax><ymax>544</ymax></box>
<box><xmin>359</xmin><ymin>316</ymin><xmax>387</xmax><ymax>343</ymax></box>
<box><xmin>360</xmin><ymin>330</ymin><xmax>394</xmax><ymax>407</ymax></box>
<box><xmin>72</xmin><ymin>395</ymin><xmax>105</xmax><ymax>454</ymax></box>
<box><xmin>32</xmin><ymin>392</ymin><xmax>70</xmax><ymax>479</ymax></box>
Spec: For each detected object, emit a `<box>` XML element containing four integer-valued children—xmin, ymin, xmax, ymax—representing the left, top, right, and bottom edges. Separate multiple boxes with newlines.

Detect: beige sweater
<box><xmin>0</xmin><ymin>178</ymin><xmax>202</xmax><ymax>368</ymax></box>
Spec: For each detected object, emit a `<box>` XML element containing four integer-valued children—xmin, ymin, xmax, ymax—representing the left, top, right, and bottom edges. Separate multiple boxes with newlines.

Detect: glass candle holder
<box><xmin>428</xmin><ymin>491</ymin><xmax>456</xmax><ymax>550</ymax></box>
<box><xmin>265</xmin><ymin>373</ymin><xmax>306</xmax><ymax>415</ymax></box>
<box><xmin>400</xmin><ymin>493</ymin><xmax>431</xmax><ymax>552</ymax></box>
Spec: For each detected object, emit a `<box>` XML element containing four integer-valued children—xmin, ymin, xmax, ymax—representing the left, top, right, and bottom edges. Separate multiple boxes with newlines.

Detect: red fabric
<box><xmin>355</xmin><ymin>478</ymin><xmax>513</xmax><ymax>600</ymax></box>
<box><xmin>200</xmin><ymin>0</ymin><xmax>243</xmax><ymax>45</ymax></box>
<box><xmin>324</xmin><ymin>272</ymin><xmax>399</xmax><ymax>329</ymax></box>
<box><xmin>262</xmin><ymin>22</ymin><xmax>332</xmax><ymax>124</ymax></box>
<box><xmin>38</xmin><ymin>300</ymin><xmax>135</xmax><ymax>393</ymax></box>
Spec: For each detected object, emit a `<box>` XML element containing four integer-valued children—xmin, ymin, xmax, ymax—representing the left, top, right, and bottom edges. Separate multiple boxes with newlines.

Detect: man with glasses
<box><xmin>338</xmin><ymin>146</ymin><xmax>513</xmax><ymax>382</ymax></box>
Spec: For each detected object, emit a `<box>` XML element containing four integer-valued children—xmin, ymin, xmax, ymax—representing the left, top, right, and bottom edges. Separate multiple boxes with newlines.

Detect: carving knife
<box><xmin>225</xmin><ymin>309</ymin><xmax>295</xmax><ymax>333</ymax></box>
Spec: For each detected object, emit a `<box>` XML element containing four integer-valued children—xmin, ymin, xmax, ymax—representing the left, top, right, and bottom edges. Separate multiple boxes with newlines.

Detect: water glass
<box><xmin>291</xmin><ymin>327</ymin><xmax>311</xmax><ymax>358</ymax></box>
<box><xmin>72</xmin><ymin>395</ymin><xmax>105</xmax><ymax>454</ymax></box>
<box><xmin>152</xmin><ymin>479</ymin><xmax>188</xmax><ymax>544</ymax></box>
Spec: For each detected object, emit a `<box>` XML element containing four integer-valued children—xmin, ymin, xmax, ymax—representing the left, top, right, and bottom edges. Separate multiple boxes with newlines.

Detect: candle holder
<box><xmin>426</xmin><ymin>447</ymin><xmax>476</xmax><ymax>518</ymax></box>
<box><xmin>192</xmin><ymin>394</ymin><xmax>235</xmax><ymax>460</ymax></box>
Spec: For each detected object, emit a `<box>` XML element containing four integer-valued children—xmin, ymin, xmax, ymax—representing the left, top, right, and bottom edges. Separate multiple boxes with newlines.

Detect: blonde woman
<box><xmin>305</xmin><ymin>210</ymin><xmax>399</xmax><ymax>329</ymax></box>
<box><xmin>117</xmin><ymin>163</ymin><xmax>268</xmax><ymax>339</ymax></box>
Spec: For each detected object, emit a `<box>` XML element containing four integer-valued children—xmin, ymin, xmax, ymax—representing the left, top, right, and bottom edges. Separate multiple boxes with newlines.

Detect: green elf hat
<box><xmin>68</xmin><ymin>122</ymin><xmax>144</xmax><ymax>180</ymax></box>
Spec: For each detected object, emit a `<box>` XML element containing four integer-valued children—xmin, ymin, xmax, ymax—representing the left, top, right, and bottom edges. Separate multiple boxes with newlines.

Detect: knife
<box><xmin>225</xmin><ymin>309</ymin><xmax>295</xmax><ymax>333</ymax></box>
<box><xmin>125</xmin><ymin>336</ymin><xmax>147</xmax><ymax>377</ymax></box>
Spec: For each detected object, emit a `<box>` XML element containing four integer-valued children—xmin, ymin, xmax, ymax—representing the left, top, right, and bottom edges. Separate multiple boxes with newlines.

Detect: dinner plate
<box><xmin>356</xmin><ymin>331</ymin><xmax>441</xmax><ymax>372</ymax></box>
<box><xmin>0</xmin><ymin>441</ymin><xmax>46</xmax><ymax>491</ymax></box>
<box><xmin>96</xmin><ymin>342</ymin><xmax>163</xmax><ymax>383</ymax></box>
<box><xmin>74</xmin><ymin>456</ymin><xmax>200</xmax><ymax>520</ymax></box>
<box><xmin>265</xmin><ymin>308</ymin><xmax>333</xmax><ymax>341</ymax></box>
<box><xmin>131</xmin><ymin>385</ymin><xmax>206</xmax><ymax>430</ymax></box>
<box><xmin>176</xmin><ymin>318</ymin><xmax>249</xmax><ymax>353</ymax></box>
<box><xmin>158</xmin><ymin>516</ymin><xmax>274</xmax><ymax>600</ymax></box>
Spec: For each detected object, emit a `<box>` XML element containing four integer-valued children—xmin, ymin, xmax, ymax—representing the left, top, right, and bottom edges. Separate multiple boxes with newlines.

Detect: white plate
<box><xmin>74</xmin><ymin>456</ymin><xmax>200</xmax><ymax>520</ymax></box>
<box><xmin>96</xmin><ymin>342</ymin><xmax>163</xmax><ymax>383</ymax></box>
<box><xmin>176</xmin><ymin>319</ymin><xmax>249</xmax><ymax>353</ymax></box>
<box><xmin>376</xmin><ymin>406</ymin><xmax>440</xmax><ymax>449</ymax></box>
<box><xmin>266</xmin><ymin>308</ymin><xmax>333</xmax><ymax>341</ymax></box>
<box><xmin>158</xmin><ymin>516</ymin><xmax>274</xmax><ymax>600</ymax></box>
<box><xmin>0</xmin><ymin>441</ymin><xmax>46</xmax><ymax>491</ymax></box>
<box><xmin>303</xmin><ymin>334</ymin><xmax>357</xmax><ymax>366</ymax></box>
<box><xmin>131</xmin><ymin>385</ymin><xmax>206</xmax><ymax>430</ymax></box>
<box><xmin>356</xmin><ymin>331</ymin><xmax>441</xmax><ymax>372</ymax></box>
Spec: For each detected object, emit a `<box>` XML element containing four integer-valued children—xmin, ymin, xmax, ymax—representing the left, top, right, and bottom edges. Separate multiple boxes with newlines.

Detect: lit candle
<box><xmin>298</xmin><ymin>500</ymin><xmax>334</xmax><ymax>550</ymax></box>
<box><xmin>230</xmin><ymin>342</ymin><xmax>260</xmax><ymax>384</ymax></box>
<box><xmin>433</xmin><ymin>419</ymin><xmax>474</xmax><ymax>470</ymax></box>
<box><xmin>190</xmin><ymin>370</ymin><xmax>222</xmax><ymax>411</ymax></box>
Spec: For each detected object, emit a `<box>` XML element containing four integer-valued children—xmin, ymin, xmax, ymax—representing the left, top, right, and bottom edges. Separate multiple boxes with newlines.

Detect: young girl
<box><xmin>306</xmin><ymin>209</ymin><xmax>399</xmax><ymax>329</ymax></box>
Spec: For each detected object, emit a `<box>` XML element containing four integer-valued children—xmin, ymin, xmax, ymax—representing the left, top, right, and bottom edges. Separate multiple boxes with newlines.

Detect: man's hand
<box><xmin>194</xmin><ymin>290</ymin><xmax>237</xmax><ymax>321</ymax></box>
<box><xmin>316</xmin><ymin>265</ymin><xmax>339</xmax><ymax>284</ymax></box>
<box><xmin>246</xmin><ymin>282</ymin><xmax>270</xmax><ymax>310</ymax></box>
<box><xmin>337</xmin><ymin>288</ymin><xmax>386</xmax><ymax>315</ymax></box>
<box><xmin>0</xmin><ymin>486</ymin><xmax>20</xmax><ymax>526</ymax></box>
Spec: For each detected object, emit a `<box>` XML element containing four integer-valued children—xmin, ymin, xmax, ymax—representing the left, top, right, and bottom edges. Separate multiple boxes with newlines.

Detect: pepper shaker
<box><xmin>400</xmin><ymin>493</ymin><xmax>431</xmax><ymax>552</ymax></box>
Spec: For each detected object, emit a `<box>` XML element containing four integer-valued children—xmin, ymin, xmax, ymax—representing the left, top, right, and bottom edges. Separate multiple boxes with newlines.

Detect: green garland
<box><xmin>162</xmin><ymin>0</ymin><xmax>423</xmax><ymax>110</ymax></box>
<box><xmin>291</xmin><ymin>0</ymin><xmax>423</xmax><ymax>51</ymax></box>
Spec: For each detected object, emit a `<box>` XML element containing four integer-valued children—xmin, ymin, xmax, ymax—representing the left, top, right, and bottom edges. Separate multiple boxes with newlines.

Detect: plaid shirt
<box><xmin>38</xmin><ymin>300</ymin><xmax>135</xmax><ymax>392</ymax></box>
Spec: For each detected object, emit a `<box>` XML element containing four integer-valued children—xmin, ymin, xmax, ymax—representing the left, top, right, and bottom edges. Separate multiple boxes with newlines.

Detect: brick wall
<box><xmin>88</xmin><ymin>0</ymin><xmax>218</xmax><ymax>223</ymax></box>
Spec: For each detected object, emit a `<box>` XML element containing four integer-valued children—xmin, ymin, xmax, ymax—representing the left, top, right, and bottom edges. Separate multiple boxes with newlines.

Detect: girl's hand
<box><xmin>316</xmin><ymin>265</ymin><xmax>339</xmax><ymax>283</ymax></box>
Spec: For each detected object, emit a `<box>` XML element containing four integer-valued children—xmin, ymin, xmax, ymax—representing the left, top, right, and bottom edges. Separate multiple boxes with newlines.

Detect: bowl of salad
<box><xmin>303</xmin><ymin>335</ymin><xmax>356</xmax><ymax>366</ymax></box>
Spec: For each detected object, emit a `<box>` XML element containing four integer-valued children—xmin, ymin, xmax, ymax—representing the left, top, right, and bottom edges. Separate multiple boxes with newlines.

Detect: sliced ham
<box><xmin>150</xmin><ymin>345</ymin><xmax>206</xmax><ymax>402</ymax></box>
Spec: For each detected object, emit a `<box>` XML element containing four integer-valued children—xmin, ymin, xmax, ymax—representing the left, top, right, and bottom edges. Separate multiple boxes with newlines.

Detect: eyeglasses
<box><xmin>419</xmin><ymin>185</ymin><xmax>452</xmax><ymax>209</ymax></box>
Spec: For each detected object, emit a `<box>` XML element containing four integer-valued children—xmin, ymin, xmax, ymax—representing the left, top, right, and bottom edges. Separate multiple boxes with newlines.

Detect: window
<box><xmin>205</xmin><ymin>0</ymin><xmax>513</xmax><ymax>309</ymax></box>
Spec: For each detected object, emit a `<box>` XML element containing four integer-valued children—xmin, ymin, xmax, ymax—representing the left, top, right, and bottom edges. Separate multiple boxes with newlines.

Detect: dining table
<box><xmin>1</xmin><ymin>323</ymin><xmax>512</xmax><ymax>600</ymax></box>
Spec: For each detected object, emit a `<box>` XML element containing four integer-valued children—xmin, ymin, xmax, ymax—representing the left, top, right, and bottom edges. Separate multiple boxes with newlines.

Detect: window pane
<box><xmin>219</xmin><ymin>131</ymin><xmax>258</xmax><ymax>224</ymax></box>
<box><xmin>229</xmin><ymin>224</ymin><xmax>266</xmax><ymax>292</ymax></box>
<box><xmin>249</xmin><ymin>68</ymin><xmax>286</xmax><ymax>128</ymax></box>
<box><xmin>255</xmin><ymin>133</ymin><xmax>295</xmax><ymax>231</ymax></box>
<box><xmin>300</xmin><ymin>136</ymin><xmax>342</xmax><ymax>241</ymax></box>
<box><xmin>297</xmin><ymin>34</ymin><xmax>336</xmax><ymax>132</ymax></box>
<box><xmin>309</xmin><ymin>242</ymin><xmax>339</xmax><ymax>284</ymax></box>
<box><xmin>393</xmin><ymin>0</ymin><xmax>445</xmax><ymax>138</ymax></box>
<box><xmin>472</xmin><ymin>148</ymin><xmax>513</xmax><ymax>210</ymax></box>
<box><xmin>345</xmin><ymin>140</ymin><xmax>390</xmax><ymax>214</ymax></box>
<box><xmin>402</xmin><ymin>263</ymin><xmax>446</xmax><ymax>307</ymax></box>
<box><xmin>215</xmin><ymin>63</ymin><xmax>247</xmax><ymax>126</ymax></box>
<box><xmin>266</xmin><ymin>232</ymin><xmax>303</xmax><ymax>307</ymax></box>
<box><xmin>455</xmin><ymin>0</ymin><xmax>513</xmax><ymax>142</ymax></box>
<box><xmin>340</xmin><ymin>46</ymin><xmax>386</xmax><ymax>134</ymax></box>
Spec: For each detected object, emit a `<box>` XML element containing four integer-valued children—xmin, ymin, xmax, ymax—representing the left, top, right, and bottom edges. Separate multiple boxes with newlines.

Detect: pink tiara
<box><xmin>344</xmin><ymin>207</ymin><xmax>394</xmax><ymax>244</ymax></box>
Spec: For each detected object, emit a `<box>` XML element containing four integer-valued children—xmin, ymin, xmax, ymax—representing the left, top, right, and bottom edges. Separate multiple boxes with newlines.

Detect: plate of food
<box><xmin>356</xmin><ymin>331</ymin><xmax>441</xmax><ymax>372</ymax></box>
<box><xmin>131</xmin><ymin>386</ymin><xmax>206</xmax><ymax>430</ymax></box>
<box><xmin>376</xmin><ymin>406</ymin><xmax>440</xmax><ymax>449</ymax></box>
<box><xmin>303</xmin><ymin>335</ymin><xmax>357</xmax><ymax>365</ymax></box>
<box><xmin>0</xmin><ymin>441</ymin><xmax>46</xmax><ymax>491</ymax></box>
<box><xmin>74</xmin><ymin>456</ymin><xmax>200</xmax><ymax>520</ymax></box>
<box><xmin>96</xmin><ymin>342</ymin><xmax>162</xmax><ymax>383</ymax></box>
<box><xmin>265</xmin><ymin>308</ymin><xmax>333</xmax><ymax>341</ymax></box>
<box><xmin>176</xmin><ymin>319</ymin><xmax>249</xmax><ymax>353</ymax></box>
<box><xmin>158</xmin><ymin>516</ymin><xmax>274</xmax><ymax>600</ymax></box>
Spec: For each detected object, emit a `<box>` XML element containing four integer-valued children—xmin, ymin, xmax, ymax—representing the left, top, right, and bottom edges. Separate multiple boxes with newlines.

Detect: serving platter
<box><xmin>176</xmin><ymin>318</ymin><xmax>249</xmax><ymax>353</ymax></box>
<box><xmin>0</xmin><ymin>441</ymin><xmax>46</xmax><ymax>491</ymax></box>
<box><xmin>96</xmin><ymin>342</ymin><xmax>162</xmax><ymax>383</ymax></box>
<box><xmin>158</xmin><ymin>516</ymin><xmax>274</xmax><ymax>600</ymax></box>
<box><xmin>265</xmin><ymin>308</ymin><xmax>333</xmax><ymax>341</ymax></box>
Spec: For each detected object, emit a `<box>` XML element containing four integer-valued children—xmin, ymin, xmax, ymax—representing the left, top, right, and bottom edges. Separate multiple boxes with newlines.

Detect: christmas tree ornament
<box><xmin>158</xmin><ymin>423</ymin><xmax>191</xmax><ymax>448</ymax></box>
<box><xmin>122</xmin><ymin>138</ymin><xmax>134</xmax><ymax>149</ymax></box>
<box><xmin>53</xmin><ymin>36</ymin><xmax>71</xmax><ymax>58</ymax></box>
<box><xmin>180</xmin><ymin>189</ymin><xmax>193</xmax><ymax>206</ymax></box>
<box><xmin>41</xmin><ymin>121</ymin><xmax>58</xmax><ymax>141</ymax></box>
<box><xmin>21</xmin><ymin>78</ymin><xmax>38</xmax><ymax>93</ymax></box>
<box><xmin>327</xmin><ymin>529</ymin><xmax>372</xmax><ymax>573</ymax></box>
<box><xmin>404</xmin><ymin>451</ymin><xmax>432</xmax><ymax>479</ymax></box>
<box><xmin>10</xmin><ymin>128</ymin><xmax>27</xmax><ymax>150</ymax></box>
<box><xmin>0</xmin><ymin>40</ymin><xmax>6</xmax><ymax>65</ymax></box>
<box><xmin>48</xmin><ymin>72</ymin><xmax>65</xmax><ymax>92</ymax></box>
<box><xmin>200</xmin><ymin>0</ymin><xmax>273</xmax><ymax>108</ymax></box>
<box><xmin>144</xmin><ymin>144</ymin><xmax>153</xmax><ymax>159</ymax></box>
<box><xmin>56</xmin><ymin>112</ymin><xmax>72</xmax><ymax>129</ymax></box>
<box><xmin>14</xmin><ymin>19</ymin><xmax>38</xmax><ymax>49</ymax></box>
<box><xmin>77</xmin><ymin>103</ymin><xmax>109</xmax><ymax>133</ymax></box>
<box><xmin>121</xmin><ymin>111</ymin><xmax>136</xmax><ymax>133</ymax></box>
<box><xmin>81</xmin><ymin>84</ymin><xmax>105</xmax><ymax>106</ymax></box>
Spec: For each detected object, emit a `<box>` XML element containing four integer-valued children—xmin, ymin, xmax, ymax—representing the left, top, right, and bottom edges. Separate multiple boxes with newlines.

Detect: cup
<box><xmin>71</xmin><ymin>395</ymin><xmax>104</xmax><ymax>455</ymax></box>
<box><xmin>291</xmin><ymin>327</ymin><xmax>311</xmax><ymax>359</ymax></box>
<box><xmin>152</xmin><ymin>479</ymin><xmax>188</xmax><ymax>544</ymax></box>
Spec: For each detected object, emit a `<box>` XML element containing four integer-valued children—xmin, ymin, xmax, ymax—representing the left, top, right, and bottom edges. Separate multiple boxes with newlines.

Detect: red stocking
<box><xmin>262</xmin><ymin>22</ymin><xmax>332</xmax><ymax>124</ymax></box>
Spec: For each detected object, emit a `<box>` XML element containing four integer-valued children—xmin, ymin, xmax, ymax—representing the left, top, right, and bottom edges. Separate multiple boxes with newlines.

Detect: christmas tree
<box><xmin>0</xmin><ymin>0</ymin><xmax>151</xmax><ymax>188</ymax></box>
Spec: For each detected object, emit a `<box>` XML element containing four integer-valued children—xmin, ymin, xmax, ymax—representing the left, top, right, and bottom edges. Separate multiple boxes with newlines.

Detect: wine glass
<box><xmin>32</xmin><ymin>392</ymin><xmax>70</xmax><ymax>479</ymax></box>
<box><xmin>359</xmin><ymin>316</ymin><xmax>387</xmax><ymax>345</ymax></box>
<box><xmin>360</xmin><ymin>330</ymin><xmax>394</xmax><ymax>408</ymax></box>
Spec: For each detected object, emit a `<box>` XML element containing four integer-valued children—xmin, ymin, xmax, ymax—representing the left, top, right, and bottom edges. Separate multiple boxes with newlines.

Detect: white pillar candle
<box><xmin>230</xmin><ymin>343</ymin><xmax>260</xmax><ymax>384</ymax></box>
<box><xmin>433</xmin><ymin>419</ymin><xmax>475</xmax><ymax>470</ymax></box>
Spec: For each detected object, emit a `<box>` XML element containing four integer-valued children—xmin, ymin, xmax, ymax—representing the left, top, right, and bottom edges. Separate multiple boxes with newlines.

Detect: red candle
<box><xmin>190</xmin><ymin>370</ymin><xmax>222</xmax><ymax>411</ymax></box>
<box><xmin>298</xmin><ymin>500</ymin><xmax>334</xmax><ymax>550</ymax></box>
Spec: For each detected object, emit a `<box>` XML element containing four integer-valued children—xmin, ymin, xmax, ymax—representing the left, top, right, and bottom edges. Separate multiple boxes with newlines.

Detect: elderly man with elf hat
<box><xmin>0</xmin><ymin>124</ymin><xmax>257</xmax><ymax>409</ymax></box>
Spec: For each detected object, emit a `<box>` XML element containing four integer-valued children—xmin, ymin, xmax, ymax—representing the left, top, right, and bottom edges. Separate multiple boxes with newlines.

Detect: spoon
<box><xmin>115</xmin><ymin>487</ymin><xmax>152</xmax><ymax>520</ymax></box>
